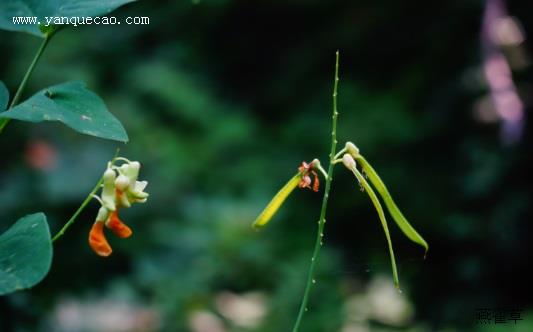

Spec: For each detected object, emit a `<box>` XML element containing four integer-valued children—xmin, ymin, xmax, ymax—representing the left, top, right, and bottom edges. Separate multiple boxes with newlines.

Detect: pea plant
<box><xmin>252</xmin><ymin>52</ymin><xmax>428</xmax><ymax>332</ymax></box>
<box><xmin>0</xmin><ymin>0</ymin><xmax>145</xmax><ymax>296</ymax></box>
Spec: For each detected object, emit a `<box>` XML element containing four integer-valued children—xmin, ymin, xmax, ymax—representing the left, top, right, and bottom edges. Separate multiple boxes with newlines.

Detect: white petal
<box><xmin>102</xmin><ymin>168</ymin><xmax>117</xmax><ymax>211</ymax></box>
<box><xmin>115</xmin><ymin>174</ymin><xmax>130</xmax><ymax>191</ymax></box>
<box><xmin>134</xmin><ymin>180</ymin><xmax>148</xmax><ymax>192</ymax></box>
<box><xmin>96</xmin><ymin>206</ymin><xmax>109</xmax><ymax>222</ymax></box>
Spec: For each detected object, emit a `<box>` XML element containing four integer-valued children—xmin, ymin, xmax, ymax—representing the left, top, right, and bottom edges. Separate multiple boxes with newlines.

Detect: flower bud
<box><xmin>311</xmin><ymin>158</ymin><xmax>321</xmax><ymax>168</ymax></box>
<box><xmin>101</xmin><ymin>168</ymin><xmax>117</xmax><ymax>211</ymax></box>
<box><xmin>345</xmin><ymin>141</ymin><xmax>360</xmax><ymax>157</ymax></box>
<box><xmin>119</xmin><ymin>162</ymin><xmax>140</xmax><ymax>190</ymax></box>
<box><xmin>342</xmin><ymin>153</ymin><xmax>357</xmax><ymax>170</ymax></box>
<box><xmin>115</xmin><ymin>174</ymin><xmax>130</xmax><ymax>191</ymax></box>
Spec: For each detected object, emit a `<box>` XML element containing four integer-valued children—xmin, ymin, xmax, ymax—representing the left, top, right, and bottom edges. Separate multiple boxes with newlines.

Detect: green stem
<box><xmin>52</xmin><ymin>149</ymin><xmax>119</xmax><ymax>243</ymax></box>
<box><xmin>333</xmin><ymin>147</ymin><xmax>346</xmax><ymax>160</ymax></box>
<box><xmin>315</xmin><ymin>163</ymin><xmax>328</xmax><ymax>179</ymax></box>
<box><xmin>0</xmin><ymin>34</ymin><xmax>53</xmax><ymax>133</ymax></box>
<box><xmin>51</xmin><ymin>177</ymin><xmax>104</xmax><ymax>243</ymax></box>
<box><xmin>292</xmin><ymin>50</ymin><xmax>340</xmax><ymax>332</ymax></box>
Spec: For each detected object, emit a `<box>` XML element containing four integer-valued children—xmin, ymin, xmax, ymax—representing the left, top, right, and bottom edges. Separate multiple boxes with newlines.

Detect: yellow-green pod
<box><xmin>252</xmin><ymin>173</ymin><xmax>301</xmax><ymax>228</ymax></box>
<box><xmin>355</xmin><ymin>155</ymin><xmax>428</xmax><ymax>255</ymax></box>
<box><xmin>351</xmin><ymin>167</ymin><xmax>400</xmax><ymax>289</ymax></box>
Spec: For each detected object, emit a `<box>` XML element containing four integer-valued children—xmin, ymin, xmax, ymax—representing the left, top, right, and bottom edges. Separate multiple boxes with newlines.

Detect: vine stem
<box><xmin>292</xmin><ymin>50</ymin><xmax>340</xmax><ymax>332</ymax></box>
<box><xmin>51</xmin><ymin>150</ymin><xmax>120</xmax><ymax>243</ymax></box>
<box><xmin>0</xmin><ymin>34</ymin><xmax>53</xmax><ymax>133</ymax></box>
<box><xmin>51</xmin><ymin>177</ymin><xmax>104</xmax><ymax>243</ymax></box>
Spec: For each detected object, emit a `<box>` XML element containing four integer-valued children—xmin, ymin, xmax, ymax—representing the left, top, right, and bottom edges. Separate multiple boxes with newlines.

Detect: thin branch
<box><xmin>292</xmin><ymin>50</ymin><xmax>340</xmax><ymax>332</ymax></box>
<box><xmin>52</xmin><ymin>149</ymin><xmax>120</xmax><ymax>242</ymax></box>
<box><xmin>0</xmin><ymin>34</ymin><xmax>54</xmax><ymax>133</ymax></box>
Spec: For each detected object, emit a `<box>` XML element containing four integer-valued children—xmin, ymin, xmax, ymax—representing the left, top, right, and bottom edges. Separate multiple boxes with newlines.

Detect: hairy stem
<box><xmin>0</xmin><ymin>34</ymin><xmax>53</xmax><ymax>133</ymax></box>
<box><xmin>292</xmin><ymin>50</ymin><xmax>340</xmax><ymax>332</ymax></box>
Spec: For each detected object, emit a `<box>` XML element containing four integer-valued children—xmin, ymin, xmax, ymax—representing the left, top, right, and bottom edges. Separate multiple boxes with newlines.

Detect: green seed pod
<box><xmin>252</xmin><ymin>173</ymin><xmax>301</xmax><ymax>228</ymax></box>
<box><xmin>350</xmin><ymin>166</ymin><xmax>399</xmax><ymax>289</ymax></box>
<box><xmin>355</xmin><ymin>155</ymin><xmax>428</xmax><ymax>254</ymax></box>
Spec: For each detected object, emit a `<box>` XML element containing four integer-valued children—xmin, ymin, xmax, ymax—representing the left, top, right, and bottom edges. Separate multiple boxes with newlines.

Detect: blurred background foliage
<box><xmin>1</xmin><ymin>0</ymin><xmax>532</xmax><ymax>331</ymax></box>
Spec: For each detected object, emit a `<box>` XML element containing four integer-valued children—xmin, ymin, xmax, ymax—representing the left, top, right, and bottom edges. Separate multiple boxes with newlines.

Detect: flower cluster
<box><xmin>298</xmin><ymin>160</ymin><xmax>320</xmax><ymax>192</ymax></box>
<box><xmin>89</xmin><ymin>159</ymin><xmax>148</xmax><ymax>257</ymax></box>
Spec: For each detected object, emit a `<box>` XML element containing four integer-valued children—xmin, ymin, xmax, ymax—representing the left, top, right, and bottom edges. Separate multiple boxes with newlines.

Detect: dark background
<box><xmin>0</xmin><ymin>0</ymin><xmax>532</xmax><ymax>331</ymax></box>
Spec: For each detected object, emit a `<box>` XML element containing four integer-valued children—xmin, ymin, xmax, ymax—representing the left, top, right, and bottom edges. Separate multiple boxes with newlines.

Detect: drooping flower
<box><xmin>88</xmin><ymin>158</ymin><xmax>148</xmax><ymax>257</ymax></box>
<box><xmin>297</xmin><ymin>161</ymin><xmax>320</xmax><ymax>192</ymax></box>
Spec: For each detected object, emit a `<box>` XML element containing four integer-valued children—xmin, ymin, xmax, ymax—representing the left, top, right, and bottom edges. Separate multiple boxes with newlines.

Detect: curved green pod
<box><xmin>356</xmin><ymin>155</ymin><xmax>428</xmax><ymax>254</ymax></box>
<box><xmin>351</xmin><ymin>167</ymin><xmax>400</xmax><ymax>289</ymax></box>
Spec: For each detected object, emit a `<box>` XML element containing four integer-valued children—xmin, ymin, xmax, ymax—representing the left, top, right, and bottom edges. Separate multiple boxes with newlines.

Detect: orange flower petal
<box><xmin>89</xmin><ymin>221</ymin><xmax>112</xmax><ymax>257</ymax></box>
<box><xmin>106</xmin><ymin>211</ymin><xmax>132</xmax><ymax>238</ymax></box>
<box><xmin>311</xmin><ymin>170</ymin><xmax>320</xmax><ymax>192</ymax></box>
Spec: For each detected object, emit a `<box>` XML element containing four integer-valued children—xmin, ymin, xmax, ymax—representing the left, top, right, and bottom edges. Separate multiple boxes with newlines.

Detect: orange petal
<box><xmin>89</xmin><ymin>221</ymin><xmax>112</xmax><ymax>257</ymax></box>
<box><xmin>311</xmin><ymin>170</ymin><xmax>320</xmax><ymax>192</ymax></box>
<box><xmin>106</xmin><ymin>211</ymin><xmax>132</xmax><ymax>238</ymax></box>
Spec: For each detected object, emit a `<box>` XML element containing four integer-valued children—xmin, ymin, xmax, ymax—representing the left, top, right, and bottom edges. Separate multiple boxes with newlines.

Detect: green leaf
<box><xmin>356</xmin><ymin>155</ymin><xmax>428</xmax><ymax>254</ymax></box>
<box><xmin>0</xmin><ymin>0</ymin><xmax>136</xmax><ymax>37</ymax></box>
<box><xmin>351</xmin><ymin>167</ymin><xmax>400</xmax><ymax>289</ymax></box>
<box><xmin>0</xmin><ymin>81</ymin><xmax>129</xmax><ymax>142</ymax></box>
<box><xmin>253</xmin><ymin>173</ymin><xmax>301</xmax><ymax>228</ymax></box>
<box><xmin>0</xmin><ymin>81</ymin><xmax>8</xmax><ymax>111</ymax></box>
<box><xmin>0</xmin><ymin>213</ymin><xmax>53</xmax><ymax>296</ymax></box>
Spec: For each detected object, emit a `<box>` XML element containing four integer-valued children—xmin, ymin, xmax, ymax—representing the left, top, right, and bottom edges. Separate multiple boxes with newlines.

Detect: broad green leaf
<box><xmin>0</xmin><ymin>81</ymin><xmax>8</xmax><ymax>111</ymax></box>
<box><xmin>356</xmin><ymin>155</ymin><xmax>428</xmax><ymax>254</ymax></box>
<box><xmin>0</xmin><ymin>81</ymin><xmax>129</xmax><ymax>142</ymax></box>
<box><xmin>253</xmin><ymin>173</ymin><xmax>301</xmax><ymax>228</ymax></box>
<box><xmin>0</xmin><ymin>213</ymin><xmax>53</xmax><ymax>296</ymax></box>
<box><xmin>0</xmin><ymin>0</ymin><xmax>136</xmax><ymax>37</ymax></box>
<box><xmin>351</xmin><ymin>167</ymin><xmax>400</xmax><ymax>289</ymax></box>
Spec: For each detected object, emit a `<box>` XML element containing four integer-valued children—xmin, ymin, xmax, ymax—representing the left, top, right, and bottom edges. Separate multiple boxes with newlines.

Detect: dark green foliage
<box><xmin>0</xmin><ymin>213</ymin><xmax>52</xmax><ymax>295</ymax></box>
<box><xmin>1</xmin><ymin>81</ymin><xmax>128</xmax><ymax>142</ymax></box>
